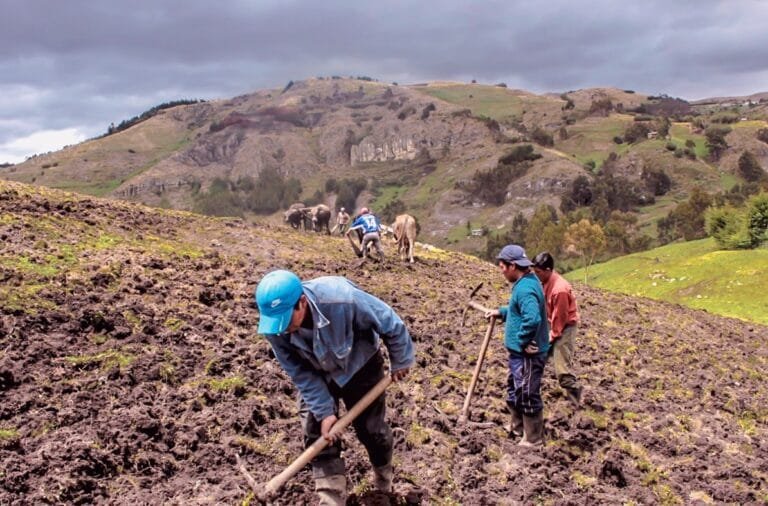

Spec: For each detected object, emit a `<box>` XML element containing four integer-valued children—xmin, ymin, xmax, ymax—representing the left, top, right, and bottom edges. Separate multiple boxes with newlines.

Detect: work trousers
<box><xmin>506</xmin><ymin>350</ymin><xmax>547</xmax><ymax>416</ymax></box>
<box><xmin>361</xmin><ymin>232</ymin><xmax>384</xmax><ymax>259</ymax></box>
<box><xmin>298</xmin><ymin>351</ymin><xmax>393</xmax><ymax>478</ymax></box>
<box><xmin>549</xmin><ymin>323</ymin><xmax>580</xmax><ymax>390</ymax></box>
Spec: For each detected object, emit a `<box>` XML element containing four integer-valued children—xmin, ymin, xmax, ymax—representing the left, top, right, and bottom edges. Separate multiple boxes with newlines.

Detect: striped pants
<box><xmin>506</xmin><ymin>351</ymin><xmax>547</xmax><ymax>416</ymax></box>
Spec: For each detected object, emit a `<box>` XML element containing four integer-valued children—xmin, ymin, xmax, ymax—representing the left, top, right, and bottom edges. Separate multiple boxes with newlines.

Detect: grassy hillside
<box><xmin>567</xmin><ymin>237</ymin><xmax>768</xmax><ymax>325</ymax></box>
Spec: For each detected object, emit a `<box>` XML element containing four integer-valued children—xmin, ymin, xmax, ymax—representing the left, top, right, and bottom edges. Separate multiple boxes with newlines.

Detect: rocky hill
<box><xmin>1</xmin><ymin>180</ymin><xmax>766</xmax><ymax>504</ymax></box>
<box><xmin>3</xmin><ymin>79</ymin><xmax>767</xmax><ymax>257</ymax></box>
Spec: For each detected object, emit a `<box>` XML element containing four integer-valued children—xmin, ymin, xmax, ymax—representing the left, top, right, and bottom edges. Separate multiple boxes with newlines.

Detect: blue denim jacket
<box><xmin>264</xmin><ymin>276</ymin><xmax>415</xmax><ymax>420</ymax></box>
<box><xmin>498</xmin><ymin>272</ymin><xmax>550</xmax><ymax>356</ymax></box>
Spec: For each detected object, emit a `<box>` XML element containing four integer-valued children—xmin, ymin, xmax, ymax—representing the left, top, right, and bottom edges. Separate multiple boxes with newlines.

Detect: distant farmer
<box><xmin>346</xmin><ymin>207</ymin><xmax>384</xmax><ymax>261</ymax></box>
<box><xmin>485</xmin><ymin>244</ymin><xmax>549</xmax><ymax>447</ymax></box>
<box><xmin>255</xmin><ymin>270</ymin><xmax>415</xmax><ymax>505</ymax></box>
<box><xmin>332</xmin><ymin>207</ymin><xmax>350</xmax><ymax>235</ymax></box>
<box><xmin>532</xmin><ymin>252</ymin><xmax>583</xmax><ymax>406</ymax></box>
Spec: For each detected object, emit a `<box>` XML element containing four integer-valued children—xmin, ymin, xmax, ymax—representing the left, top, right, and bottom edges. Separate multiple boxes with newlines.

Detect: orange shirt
<box><xmin>542</xmin><ymin>271</ymin><xmax>580</xmax><ymax>340</ymax></box>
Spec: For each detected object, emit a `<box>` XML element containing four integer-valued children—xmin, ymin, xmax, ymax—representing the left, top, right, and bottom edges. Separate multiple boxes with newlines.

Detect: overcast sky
<box><xmin>2</xmin><ymin>0</ymin><xmax>767</xmax><ymax>163</ymax></box>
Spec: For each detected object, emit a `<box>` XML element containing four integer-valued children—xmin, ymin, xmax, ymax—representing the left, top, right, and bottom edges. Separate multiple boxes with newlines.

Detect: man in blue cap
<box><xmin>485</xmin><ymin>244</ymin><xmax>549</xmax><ymax>447</ymax></box>
<box><xmin>255</xmin><ymin>270</ymin><xmax>414</xmax><ymax>505</ymax></box>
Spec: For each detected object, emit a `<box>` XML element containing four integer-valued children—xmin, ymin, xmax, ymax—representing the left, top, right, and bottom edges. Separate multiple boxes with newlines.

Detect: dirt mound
<box><xmin>1</xmin><ymin>180</ymin><xmax>767</xmax><ymax>504</ymax></box>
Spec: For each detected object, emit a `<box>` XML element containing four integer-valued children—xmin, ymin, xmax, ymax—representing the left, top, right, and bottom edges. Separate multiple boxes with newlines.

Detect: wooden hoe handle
<box><xmin>458</xmin><ymin>316</ymin><xmax>496</xmax><ymax>424</ymax></box>
<box><xmin>242</xmin><ymin>375</ymin><xmax>393</xmax><ymax>501</ymax></box>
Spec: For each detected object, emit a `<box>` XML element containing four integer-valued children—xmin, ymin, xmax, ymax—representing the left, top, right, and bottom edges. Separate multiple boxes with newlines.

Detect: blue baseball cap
<box><xmin>255</xmin><ymin>270</ymin><xmax>303</xmax><ymax>335</ymax></box>
<box><xmin>496</xmin><ymin>244</ymin><xmax>533</xmax><ymax>267</ymax></box>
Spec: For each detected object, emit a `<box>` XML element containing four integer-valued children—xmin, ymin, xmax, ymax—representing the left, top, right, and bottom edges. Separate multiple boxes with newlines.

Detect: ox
<box><xmin>391</xmin><ymin>214</ymin><xmax>417</xmax><ymax>263</ymax></box>
<box><xmin>301</xmin><ymin>204</ymin><xmax>331</xmax><ymax>234</ymax></box>
<box><xmin>283</xmin><ymin>202</ymin><xmax>307</xmax><ymax>230</ymax></box>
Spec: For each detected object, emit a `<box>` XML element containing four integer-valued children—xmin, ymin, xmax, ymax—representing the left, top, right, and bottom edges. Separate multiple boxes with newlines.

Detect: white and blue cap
<box><xmin>496</xmin><ymin>244</ymin><xmax>533</xmax><ymax>267</ymax></box>
<box><xmin>255</xmin><ymin>270</ymin><xmax>303</xmax><ymax>335</ymax></box>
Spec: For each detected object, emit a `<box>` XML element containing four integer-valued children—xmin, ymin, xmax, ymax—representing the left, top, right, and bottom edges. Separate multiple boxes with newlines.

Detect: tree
<box><xmin>657</xmin><ymin>187</ymin><xmax>713</xmax><ymax>243</ymax></box>
<box><xmin>706</xmin><ymin>206</ymin><xmax>752</xmax><ymax>249</ymax></box>
<box><xmin>560</xmin><ymin>175</ymin><xmax>593</xmax><ymax>213</ymax></box>
<box><xmin>524</xmin><ymin>205</ymin><xmax>559</xmax><ymax>254</ymax></box>
<box><xmin>737</xmin><ymin>151</ymin><xmax>765</xmax><ymax>182</ymax></box>
<box><xmin>705</xmin><ymin>126</ymin><xmax>731</xmax><ymax>161</ymax></box>
<box><xmin>747</xmin><ymin>192</ymin><xmax>768</xmax><ymax>246</ymax></box>
<box><xmin>564</xmin><ymin>219</ymin><xmax>606</xmax><ymax>283</ymax></box>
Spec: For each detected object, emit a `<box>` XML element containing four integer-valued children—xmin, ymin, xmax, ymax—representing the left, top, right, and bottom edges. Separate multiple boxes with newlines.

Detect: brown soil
<box><xmin>1</xmin><ymin>180</ymin><xmax>766</xmax><ymax>505</ymax></box>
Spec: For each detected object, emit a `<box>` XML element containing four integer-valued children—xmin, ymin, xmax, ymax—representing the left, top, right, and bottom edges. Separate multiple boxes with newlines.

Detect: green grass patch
<box><xmin>416</xmin><ymin>84</ymin><xmax>526</xmax><ymax>123</ymax></box>
<box><xmin>0</xmin><ymin>427</ymin><xmax>19</xmax><ymax>439</ymax></box>
<box><xmin>207</xmin><ymin>375</ymin><xmax>247</xmax><ymax>393</ymax></box>
<box><xmin>567</xmin><ymin>237</ymin><xmax>768</xmax><ymax>325</ymax></box>
<box><xmin>65</xmin><ymin>349</ymin><xmax>136</xmax><ymax>371</ymax></box>
<box><xmin>0</xmin><ymin>283</ymin><xmax>57</xmax><ymax>314</ymax></box>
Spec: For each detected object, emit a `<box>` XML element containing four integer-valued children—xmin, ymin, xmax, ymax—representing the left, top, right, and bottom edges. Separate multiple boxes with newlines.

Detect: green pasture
<box><xmin>554</xmin><ymin>115</ymin><xmax>634</xmax><ymax>167</ymax></box>
<box><xmin>416</xmin><ymin>84</ymin><xmax>554</xmax><ymax>123</ymax></box>
<box><xmin>567</xmin><ymin>237</ymin><xmax>768</xmax><ymax>325</ymax></box>
<box><xmin>669</xmin><ymin>123</ymin><xmax>708</xmax><ymax>159</ymax></box>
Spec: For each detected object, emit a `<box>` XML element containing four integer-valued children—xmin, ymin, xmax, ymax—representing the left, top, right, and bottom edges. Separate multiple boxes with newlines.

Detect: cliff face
<box><xmin>351</xmin><ymin>136</ymin><xmax>419</xmax><ymax>164</ymax></box>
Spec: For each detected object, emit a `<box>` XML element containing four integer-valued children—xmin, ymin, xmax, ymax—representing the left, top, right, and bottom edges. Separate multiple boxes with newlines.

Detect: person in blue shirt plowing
<box><xmin>346</xmin><ymin>207</ymin><xmax>385</xmax><ymax>261</ymax></box>
<box><xmin>255</xmin><ymin>270</ymin><xmax>415</xmax><ymax>504</ymax></box>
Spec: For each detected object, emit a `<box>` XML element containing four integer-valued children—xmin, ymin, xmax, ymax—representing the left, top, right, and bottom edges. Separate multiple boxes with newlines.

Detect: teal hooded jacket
<box><xmin>498</xmin><ymin>272</ymin><xmax>550</xmax><ymax>356</ymax></box>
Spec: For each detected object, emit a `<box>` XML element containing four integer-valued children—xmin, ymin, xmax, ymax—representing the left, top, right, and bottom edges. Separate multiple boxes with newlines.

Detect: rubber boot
<box><xmin>505</xmin><ymin>410</ymin><xmax>524</xmax><ymax>440</ymax></box>
<box><xmin>518</xmin><ymin>411</ymin><xmax>544</xmax><ymax>448</ymax></box>
<box><xmin>372</xmin><ymin>463</ymin><xmax>393</xmax><ymax>492</ymax></box>
<box><xmin>566</xmin><ymin>385</ymin><xmax>583</xmax><ymax>406</ymax></box>
<box><xmin>315</xmin><ymin>474</ymin><xmax>347</xmax><ymax>506</ymax></box>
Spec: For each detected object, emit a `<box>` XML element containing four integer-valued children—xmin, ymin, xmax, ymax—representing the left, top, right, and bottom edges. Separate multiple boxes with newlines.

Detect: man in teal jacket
<box><xmin>255</xmin><ymin>270</ymin><xmax>414</xmax><ymax>505</ymax></box>
<box><xmin>486</xmin><ymin>244</ymin><xmax>549</xmax><ymax>447</ymax></box>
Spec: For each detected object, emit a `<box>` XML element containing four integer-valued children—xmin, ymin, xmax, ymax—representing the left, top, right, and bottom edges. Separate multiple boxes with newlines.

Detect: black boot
<box><xmin>505</xmin><ymin>410</ymin><xmax>524</xmax><ymax>440</ymax></box>
<box><xmin>518</xmin><ymin>411</ymin><xmax>544</xmax><ymax>448</ymax></box>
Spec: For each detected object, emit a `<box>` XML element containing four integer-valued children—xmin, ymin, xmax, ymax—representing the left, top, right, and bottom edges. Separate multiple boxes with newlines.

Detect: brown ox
<box><xmin>391</xmin><ymin>214</ymin><xmax>417</xmax><ymax>263</ymax></box>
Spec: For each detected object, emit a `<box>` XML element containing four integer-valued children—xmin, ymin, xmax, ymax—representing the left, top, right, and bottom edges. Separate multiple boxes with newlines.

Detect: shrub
<box><xmin>589</xmin><ymin>97</ymin><xmax>613</xmax><ymax>117</ymax></box>
<box><xmin>624</xmin><ymin>123</ymin><xmax>651</xmax><ymax>143</ymax></box>
<box><xmin>706</xmin><ymin>206</ymin><xmax>752</xmax><ymax>249</ymax></box>
<box><xmin>642</xmin><ymin>168</ymin><xmax>672</xmax><ymax>196</ymax></box>
<box><xmin>665</xmin><ymin>142</ymin><xmax>677</xmax><ymax>151</ymax></box>
<box><xmin>531</xmin><ymin>128</ymin><xmax>554</xmax><ymax>147</ymax></box>
<box><xmin>757</xmin><ymin>128</ymin><xmax>768</xmax><ymax>144</ymax></box>
<box><xmin>499</xmin><ymin>144</ymin><xmax>541</xmax><ymax>165</ymax></box>
<box><xmin>613</xmin><ymin>136</ymin><xmax>624</xmax><ymax>144</ymax></box>
<box><xmin>738</xmin><ymin>151</ymin><xmax>765</xmax><ymax>182</ymax></box>
<box><xmin>421</xmin><ymin>103</ymin><xmax>436</xmax><ymax>120</ymax></box>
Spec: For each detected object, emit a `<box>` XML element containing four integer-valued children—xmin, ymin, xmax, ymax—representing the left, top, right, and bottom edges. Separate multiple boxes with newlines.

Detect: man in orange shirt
<box><xmin>532</xmin><ymin>252</ymin><xmax>583</xmax><ymax>406</ymax></box>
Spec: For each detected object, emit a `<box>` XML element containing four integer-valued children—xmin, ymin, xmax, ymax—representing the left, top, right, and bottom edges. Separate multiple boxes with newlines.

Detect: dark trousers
<box><xmin>298</xmin><ymin>352</ymin><xmax>393</xmax><ymax>478</ymax></box>
<box><xmin>506</xmin><ymin>351</ymin><xmax>547</xmax><ymax>416</ymax></box>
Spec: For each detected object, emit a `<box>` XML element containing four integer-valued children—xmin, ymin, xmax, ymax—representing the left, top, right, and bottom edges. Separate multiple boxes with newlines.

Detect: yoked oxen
<box><xmin>391</xmin><ymin>214</ymin><xmax>417</xmax><ymax>263</ymax></box>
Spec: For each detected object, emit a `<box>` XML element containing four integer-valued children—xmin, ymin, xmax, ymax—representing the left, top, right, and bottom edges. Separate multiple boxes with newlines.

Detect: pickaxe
<box><xmin>237</xmin><ymin>375</ymin><xmax>392</xmax><ymax>502</ymax></box>
<box><xmin>458</xmin><ymin>282</ymin><xmax>497</xmax><ymax>424</ymax></box>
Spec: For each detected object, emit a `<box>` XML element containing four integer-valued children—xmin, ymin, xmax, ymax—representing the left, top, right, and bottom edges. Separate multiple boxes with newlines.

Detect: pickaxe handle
<box><xmin>240</xmin><ymin>375</ymin><xmax>393</xmax><ymax>501</ymax></box>
<box><xmin>466</xmin><ymin>300</ymin><xmax>493</xmax><ymax>315</ymax></box>
<box><xmin>458</xmin><ymin>317</ymin><xmax>496</xmax><ymax>424</ymax></box>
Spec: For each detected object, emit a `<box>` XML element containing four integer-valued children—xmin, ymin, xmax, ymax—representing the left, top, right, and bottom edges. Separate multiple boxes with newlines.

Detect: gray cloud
<box><xmin>2</xmin><ymin>0</ymin><xmax>767</xmax><ymax>162</ymax></box>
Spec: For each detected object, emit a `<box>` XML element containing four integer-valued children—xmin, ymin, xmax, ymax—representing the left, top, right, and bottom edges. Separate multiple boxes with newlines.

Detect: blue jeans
<box><xmin>506</xmin><ymin>351</ymin><xmax>547</xmax><ymax>416</ymax></box>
